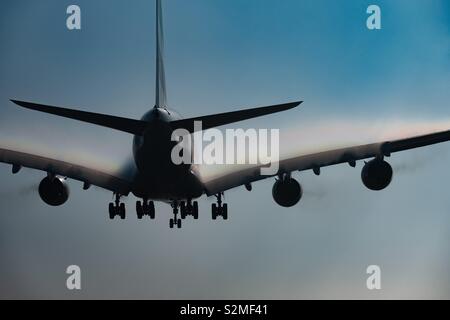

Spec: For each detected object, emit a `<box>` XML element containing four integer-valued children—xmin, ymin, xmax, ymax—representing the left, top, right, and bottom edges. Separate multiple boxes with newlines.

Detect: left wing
<box><xmin>202</xmin><ymin>129</ymin><xmax>450</xmax><ymax>196</ymax></box>
<box><xmin>0</xmin><ymin>148</ymin><xmax>133</xmax><ymax>195</ymax></box>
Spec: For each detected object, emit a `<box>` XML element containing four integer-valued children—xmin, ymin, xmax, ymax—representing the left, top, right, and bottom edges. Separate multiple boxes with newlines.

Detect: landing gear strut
<box><xmin>136</xmin><ymin>199</ymin><xmax>155</xmax><ymax>219</ymax></box>
<box><xmin>169</xmin><ymin>202</ymin><xmax>182</xmax><ymax>229</ymax></box>
<box><xmin>109</xmin><ymin>194</ymin><xmax>126</xmax><ymax>220</ymax></box>
<box><xmin>180</xmin><ymin>200</ymin><xmax>199</xmax><ymax>220</ymax></box>
<box><xmin>212</xmin><ymin>193</ymin><xmax>228</xmax><ymax>220</ymax></box>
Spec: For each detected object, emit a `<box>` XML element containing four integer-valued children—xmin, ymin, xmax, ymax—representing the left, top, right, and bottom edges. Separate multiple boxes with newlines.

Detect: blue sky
<box><xmin>0</xmin><ymin>0</ymin><xmax>449</xmax><ymax>299</ymax></box>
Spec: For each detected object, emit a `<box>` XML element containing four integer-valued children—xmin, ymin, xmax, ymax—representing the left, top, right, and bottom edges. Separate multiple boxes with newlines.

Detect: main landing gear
<box><xmin>212</xmin><ymin>193</ymin><xmax>228</xmax><ymax>220</ymax></box>
<box><xmin>136</xmin><ymin>199</ymin><xmax>155</xmax><ymax>219</ymax></box>
<box><xmin>180</xmin><ymin>200</ymin><xmax>199</xmax><ymax>220</ymax></box>
<box><xmin>109</xmin><ymin>194</ymin><xmax>126</xmax><ymax>220</ymax></box>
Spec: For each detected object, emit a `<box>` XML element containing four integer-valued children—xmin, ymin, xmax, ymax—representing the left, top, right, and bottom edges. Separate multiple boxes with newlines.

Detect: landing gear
<box><xmin>180</xmin><ymin>200</ymin><xmax>199</xmax><ymax>220</ymax></box>
<box><xmin>169</xmin><ymin>217</ymin><xmax>182</xmax><ymax>229</ymax></box>
<box><xmin>136</xmin><ymin>199</ymin><xmax>155</xmax><ymax>219</ymax></box>
<box><xmin>170</xmin><ymin>202</ymin><xmax>182</xmax><ymax>229</ymax></box>
<box><xmin>212</xmin><ymin>193</ymin><xmax>228</xmax><ymax>220</ymax></box>
<box><xmin>109</xmin><ymin>194</ymin><xmax>126</xmax><ymax>220</ymax></box>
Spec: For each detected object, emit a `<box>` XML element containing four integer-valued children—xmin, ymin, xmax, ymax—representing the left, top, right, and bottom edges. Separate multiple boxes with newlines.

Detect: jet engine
<box><xmin>361</xmin><ymin>158</ymin><xmax>393</xmax><ymax>191</ymax></box>
<box><xmin>38</xmin><ymin>176</ymin><xmax>70</xmax><ymax>206</ymax></box>
<box><xmin>272</xmin><ymin>177</ymin><xmax>303</xmax><ymax>207</ymax></box>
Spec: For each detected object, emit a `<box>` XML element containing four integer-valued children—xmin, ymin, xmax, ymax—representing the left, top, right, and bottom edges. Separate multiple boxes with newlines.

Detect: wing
<box><xmin>202</xmin><ymin>129</ymin><xmax>450</xmax><ymax>196</ymax></box>
<box><xmin>0</xmin><ymin>148</ymin><xmax>133</xmax><ymax>195</ymax></box>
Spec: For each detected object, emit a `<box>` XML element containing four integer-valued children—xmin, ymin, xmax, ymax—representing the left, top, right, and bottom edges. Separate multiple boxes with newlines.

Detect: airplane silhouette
<box><xmin>2</xmin><ymin>0</ymin><xmax>450</xmax><ymax>228</ymax></box>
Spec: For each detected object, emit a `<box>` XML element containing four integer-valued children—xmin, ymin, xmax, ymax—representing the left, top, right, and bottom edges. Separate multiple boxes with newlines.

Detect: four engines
<box><xmin>272</xmin><ymin>177</ymin><xmax>303</xmax><ymax>207</ymax></box>
<box><xmin>33</xmin><ymin>158</ymin><xmax>393</xmax><ymax>208</ymax></box>
<box><xmin>38</xmin><ymin>176</ymin><xmax>70</xmax><ymax>206</ymax></box>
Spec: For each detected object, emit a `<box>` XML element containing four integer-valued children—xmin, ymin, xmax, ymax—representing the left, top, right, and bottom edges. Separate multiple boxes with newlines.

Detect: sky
<box><xmin>0</xmin><ymin>0</ymin><xmax>450</xmax><ymax>299</ymax></box>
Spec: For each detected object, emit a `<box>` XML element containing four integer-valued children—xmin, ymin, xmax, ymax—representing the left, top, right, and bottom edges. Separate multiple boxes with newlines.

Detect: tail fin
<box><xmin>155</xmin><ymin>0</ymin><xmax>167</xmax><ymax>108</ymax></box>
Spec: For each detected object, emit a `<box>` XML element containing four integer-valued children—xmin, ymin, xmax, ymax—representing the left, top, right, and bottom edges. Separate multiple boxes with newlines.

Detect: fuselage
<box><xmin>131</xmin><ymin>107</ymin><xmax>204</xmax><ymax>200</ymax></box>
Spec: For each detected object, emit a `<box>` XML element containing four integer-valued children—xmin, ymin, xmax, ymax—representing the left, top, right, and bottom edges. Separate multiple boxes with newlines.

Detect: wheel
<box><xmin>109</xmin><ymin>203</ymin><xmax>115</xmax><ymax>219</ymax></box>
<box><xmin>136</xmin><ymin>201</ymin><xmax>143</xmax><ymax>219</ymax></box>
<box><xmin>169</xmin><ymin>219</ymin><xmax>174</xmax><ymax>229</ymax></box>
<box><xmin>149</xmin><ymin>201</ymin><xmax>156</xmax><ymax>219</ymax></box>
<box><xmin>212</xmin><ymin>203</ymin><xmax>217</xmax><ymax>220</ymax></box>
<box><xmin>193</xmin><ymin>201</ymin><xmax>199</xmax><ymax>220</ymax></box>
<box><xmin>180</xmin><ymin>202</ymin><xmax>187</xmax><ymax>219</ymax></box>
<box><xmin>177</xmin><ymin>219</ymin><xmax>182</xmax><ymax>229</ymax></box>
<box><xmin>222</xmin><ymin>203</ymin><xmax>228</xmax><ymax>220</ymax></box>
<box><xmin>119</xmin><ymin>203</ymin><xmax>126</xmax><ymax>220</ymax></box>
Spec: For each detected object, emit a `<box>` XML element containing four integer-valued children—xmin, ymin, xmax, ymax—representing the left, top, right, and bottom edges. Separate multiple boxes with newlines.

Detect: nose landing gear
<box><xmin>170</xmin><ymin>202</ymin><xmax>182</xmax><ymax>229</ymax></box>
<box><xmin>212</xmin><ymin>193</ymin><xmax>228</xmax><ymax>220</ymax></box>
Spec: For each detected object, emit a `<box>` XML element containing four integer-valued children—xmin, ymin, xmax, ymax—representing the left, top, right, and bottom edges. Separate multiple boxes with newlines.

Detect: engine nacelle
<box><xmin>361</xmin><ymin>158</ymin><xmax>393</xmax><ymax>191</ymax></box>
<box><xmin>38</xmin><ymin>176</ymin><xmax>70</xmax><ymax>206</ymax></box>
<box><xmin>272</xmin><ymin>178</ymin><xmax>303</xmax><ymax>207</ymax></box>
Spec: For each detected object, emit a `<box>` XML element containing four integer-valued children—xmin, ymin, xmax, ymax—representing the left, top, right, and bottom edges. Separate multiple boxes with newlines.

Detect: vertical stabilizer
<box><xmin>155</xmin><ymin>0</ymin><xmax>167</xmax><ymax>108</ymax></box>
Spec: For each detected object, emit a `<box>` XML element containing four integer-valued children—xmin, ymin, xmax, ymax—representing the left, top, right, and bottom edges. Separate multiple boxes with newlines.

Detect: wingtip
<box><xmin>288</xmin><ymin>101</ymin><xmax>303</xmax><ymax>109</ymax></box>
<box><xmin>10</xmin><ymin>99</ymin><xmax>31</xmax><ymax>109</ymax></box>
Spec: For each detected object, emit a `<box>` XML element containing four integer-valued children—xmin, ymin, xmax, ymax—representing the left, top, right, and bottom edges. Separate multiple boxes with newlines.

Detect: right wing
<box><xmin>0</xmin><ymin>148</ymin><xmax>133</xmax><ymax>195</ymax></box>
<box><xmin>202</xmin><ymin>129</ymin><xmax>450</xmax><ymax>196</ymax></box>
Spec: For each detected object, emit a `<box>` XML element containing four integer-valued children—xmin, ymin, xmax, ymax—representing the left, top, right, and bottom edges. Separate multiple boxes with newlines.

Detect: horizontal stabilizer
<box><xmin>11</xmin><ymin>100</ymin><xmax>148</xmax><ymax>135</ymax></box>
<box><xmin>170</xmin><ymin>101</ymin><xmax>302</xmax><ymax>133</ymax></box>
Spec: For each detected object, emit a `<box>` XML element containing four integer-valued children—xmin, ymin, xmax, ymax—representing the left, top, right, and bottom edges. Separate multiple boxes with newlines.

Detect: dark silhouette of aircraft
<box><xmin>2</xmin><ymin>0</ymin><xmax>450</xmax><ymax>228</ymax></box>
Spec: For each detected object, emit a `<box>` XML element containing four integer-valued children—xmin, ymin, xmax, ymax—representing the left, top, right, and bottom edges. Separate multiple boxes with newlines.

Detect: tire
<box><xmin>180</xmin><ymin>202</ymin><xmax>186</xmax><ymax>219</ymax></box>
<box><xmin>109</xmin><ymin>203</ymin><xmax>115</xmax><ymax>219</ymax></box>
<box><xmin>149</xmin><ymin>201</ymin><xmax>156</xmax><ymax>219</ymax></box>
<box><xmin>212</xmin><ymin>204</ymin><xmax>217</xmax><ymax>220</ymax></box>
<box><xmin>193</xmin><ymin>202</ymin><xmax>199</xmax><ymax>220</ymax></box>
<box><xmin>222</xmin><ymin>203</ymin><xmax>228</xmax><ymax>220</ymax></box>
<box><xmin>120</xmin><ymin>203</ymin><xmax>126</xmax><ymax>220</ymax></box>
<box><xmin>136</xmin><ymin>201</ymin><xmax>143</xmax><ymax>219</ymax></box>
<box><xmin>169</xmin><ymin>219</ymin><xmax>174</xmax><ymax>229</ymax></box>
<box><xmin>177</xmin><ymin>219</ymin><xmax>182</xmax><ymax>229</ymax></box>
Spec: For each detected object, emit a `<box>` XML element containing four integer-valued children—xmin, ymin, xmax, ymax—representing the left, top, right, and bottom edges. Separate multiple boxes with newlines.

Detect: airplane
<box><xmin>2</xmin><ymin>0</ymin><xmax>450</xmax><ymax>229</ymax></box>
